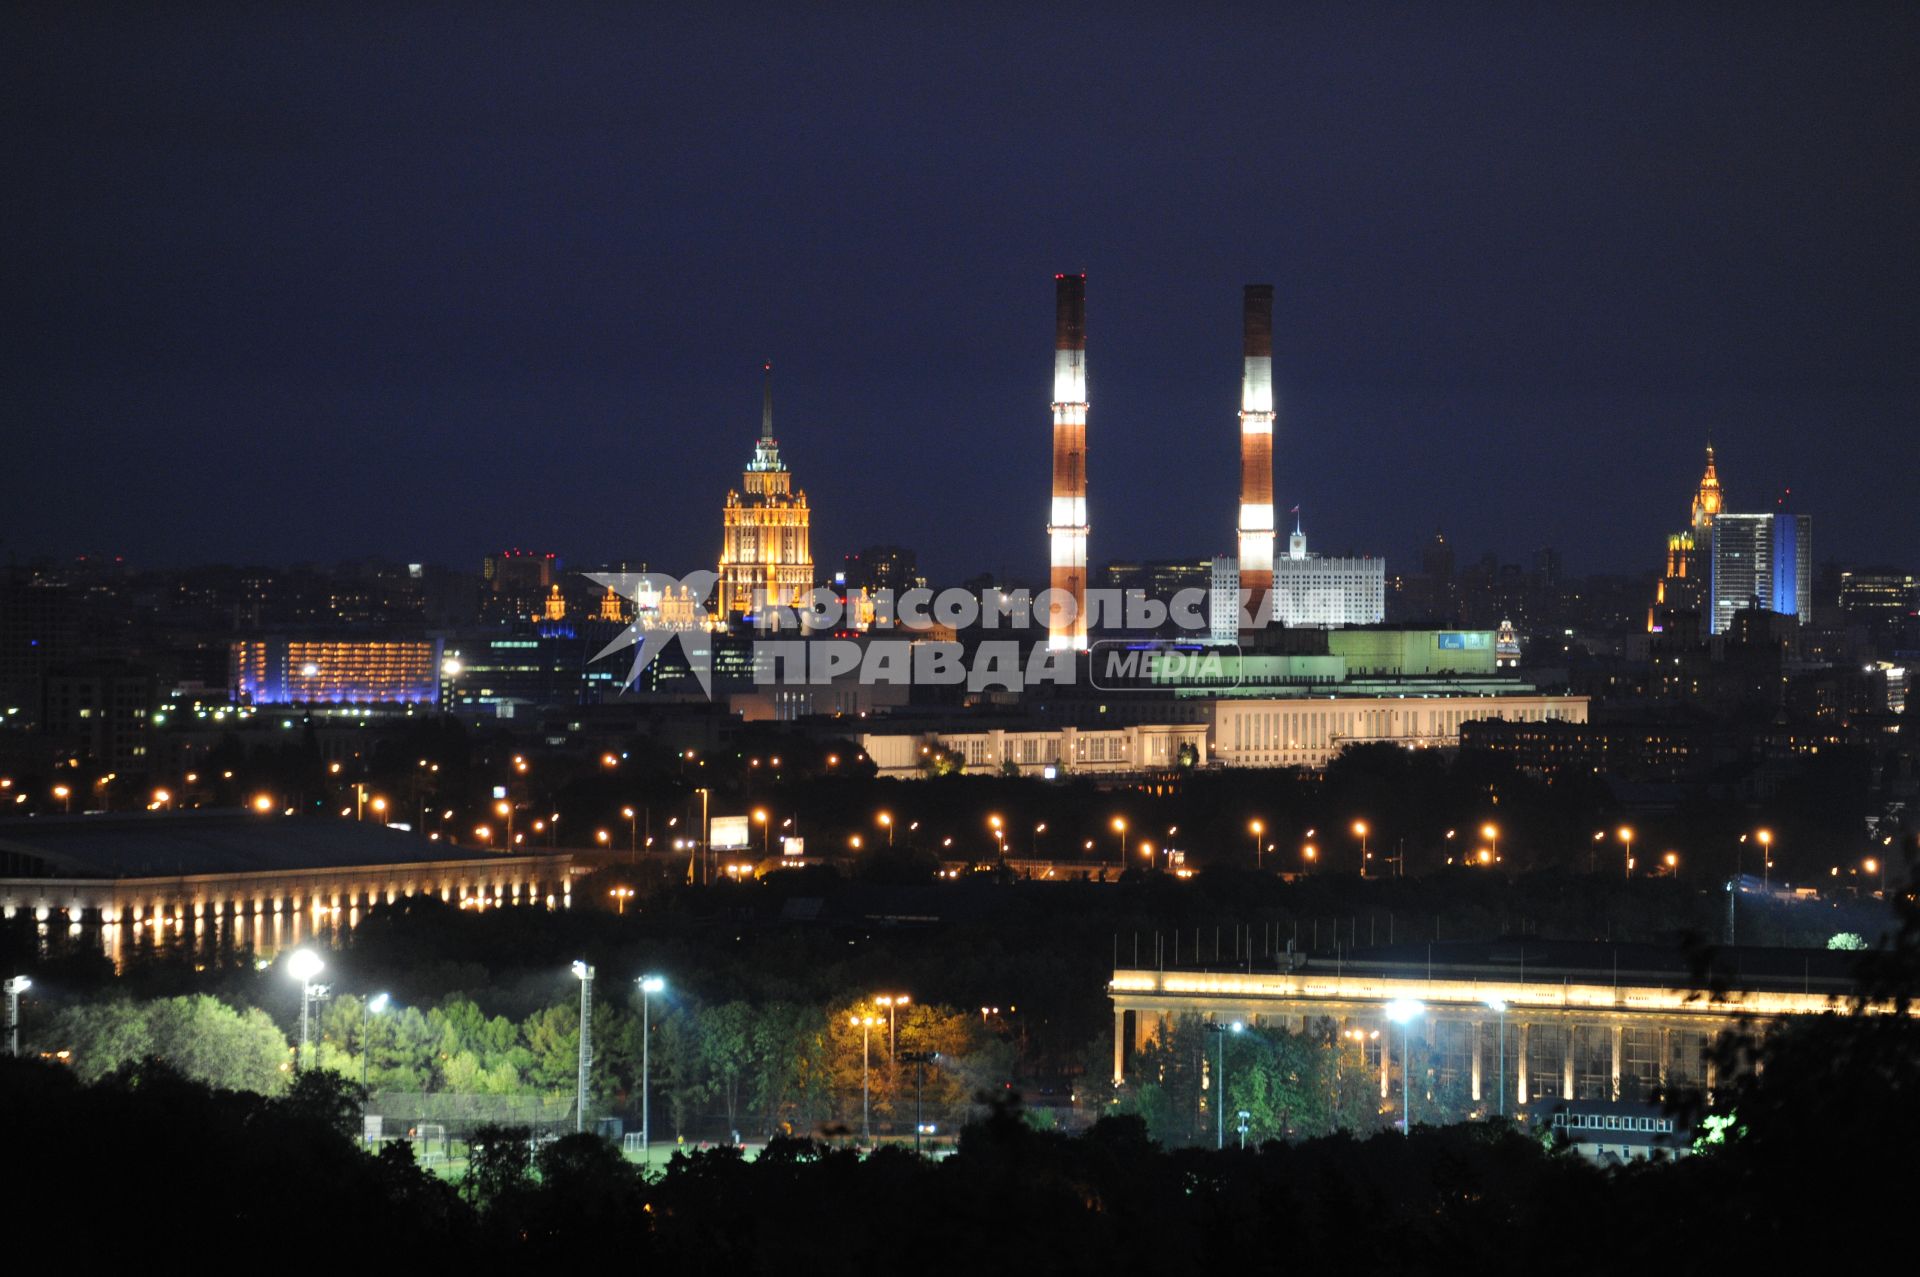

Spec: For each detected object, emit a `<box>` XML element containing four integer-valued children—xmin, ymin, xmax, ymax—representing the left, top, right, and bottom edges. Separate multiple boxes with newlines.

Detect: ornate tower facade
<box><xmin>1649</xmin><ymin>441</ymin><xmax>1724</xmax><ymax>631</ymax></box>
<box><xmin>719</xmin><ymin>363</ymin><xmax>813</xmax><ymax>621</ymax></box>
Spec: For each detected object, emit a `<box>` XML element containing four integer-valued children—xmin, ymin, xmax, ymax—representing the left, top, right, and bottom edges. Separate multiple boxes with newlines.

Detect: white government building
<box><xmin>1210</xmin><ymin>521</ymin><xmax>1385</xmax><ymax>638</ymax></box>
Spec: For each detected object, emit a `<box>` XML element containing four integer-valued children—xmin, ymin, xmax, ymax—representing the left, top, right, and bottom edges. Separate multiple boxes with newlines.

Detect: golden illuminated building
<box><xmin>1649</xmin><ymin>442</ymin><xmax>1722</xmax><ymax>631</ymax></box>
<box><xmin>542</xmin><ymin>585</ymin><xmax>567</xmax><ymax>622</ymax></box>
<box><xmin>719</xmin><ymin>363</ymin><xmax>813</xmax><ymax>620</ymax></box>
<box><xmin>595</xmin><ymin>585</ymin><xmax>628</xmax><ymax>624</ymax></box>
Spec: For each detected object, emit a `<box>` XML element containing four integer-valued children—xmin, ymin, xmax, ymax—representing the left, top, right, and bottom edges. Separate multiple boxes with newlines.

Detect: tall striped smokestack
<box><xmin>1047</xmin><ymin>273</ymin><xmax>1090</xmax><ymax>651</ymax></box>
<box><xmin>1238</xmin><ymin>284</ymin><xmax>1276</xmax><ymax>637</ymax></box>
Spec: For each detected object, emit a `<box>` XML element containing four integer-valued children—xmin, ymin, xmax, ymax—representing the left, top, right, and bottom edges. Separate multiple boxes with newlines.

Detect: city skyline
<box><xmin>6</xmin><ymin>6</ymin><xmax>1916</xmax><ymax>580</ymax></box>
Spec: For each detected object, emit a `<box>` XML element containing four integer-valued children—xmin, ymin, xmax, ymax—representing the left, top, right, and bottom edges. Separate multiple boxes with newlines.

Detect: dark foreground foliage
<box><xmin>7</xmin><ymin>1007</ymin><xmax>1916</xmax><ymax>1273</ymax></box>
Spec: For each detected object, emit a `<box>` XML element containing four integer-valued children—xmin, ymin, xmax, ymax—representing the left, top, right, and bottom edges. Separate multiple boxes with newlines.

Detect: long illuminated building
<box><xmin>231</xmin><ymin>638</ymin><xmax>442</xmax><ymax>705</ymax></box>
<box><xmin>1237</xmin><ymin>284</ymin><xmax>1276</xmax><ymax>639</ymax></box>
<box><xmin>1047</xmin><ymin>273</ymin><xmax>1090</xmax><ymax>651</ymax></box>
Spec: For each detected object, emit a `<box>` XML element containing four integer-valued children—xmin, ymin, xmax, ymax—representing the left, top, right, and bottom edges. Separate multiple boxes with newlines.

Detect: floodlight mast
<box><xmin>571</xmin><ymin>962</ymin><xmax>595</xmax><ymax>1134</ymax></box>
<box><xmin>3</xmin><ymin>976</ymin><xmax>29</xmax><ymax>1056</ymax></box>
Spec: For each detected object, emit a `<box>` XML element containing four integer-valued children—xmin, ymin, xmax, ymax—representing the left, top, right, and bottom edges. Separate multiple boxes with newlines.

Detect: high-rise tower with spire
<box><xmin>719</xmin><ymin>362</ymin><xmax>814</xmax><ymax>621</ymax></box>
<box><xmin>1649</xmin><ymin>441</ymin><xmax>1723</xmax><ymax>631</ymax></box>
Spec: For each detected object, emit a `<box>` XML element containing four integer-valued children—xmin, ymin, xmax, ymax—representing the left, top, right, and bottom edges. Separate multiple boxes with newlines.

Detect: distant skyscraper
<box><xmin>1046</xmin><ymin>274</ymin><xmax>1089</xmax><ymax>651</ymax></box>
<box><xmin>481</xmin><ymin>549</ymin><xmax>558</xmax><ymax>623</ymax></box>
<box><xmin>842</xmin><ymin>545</ymin><xmax>922</xmax><ymax>594</ymax></box>
<box><xmin>719</xmin><ymin>363</ymin><xmax>814</xmax><ymax>621</ymax></box>
<box><xmin>1710</xmin><ymin>508</ymin><xmax>1812</xmax><ymax>634</ymax></box>
<box><xmin>1649</xmin><ymin>442</ymin><xmax>1723</xmax><ymax>631</ymax></box>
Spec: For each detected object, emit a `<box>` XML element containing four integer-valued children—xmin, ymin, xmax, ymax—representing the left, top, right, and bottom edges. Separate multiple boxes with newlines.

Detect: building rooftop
<box><xmin>0</xmin><ymin>811</ymin><xmax>483</xmax><ymax>879</ymax></box>
<box><xmin>1134</xmin><ymin>938</ymin><xmax>1862</xmax><ymax>998</ymax></box>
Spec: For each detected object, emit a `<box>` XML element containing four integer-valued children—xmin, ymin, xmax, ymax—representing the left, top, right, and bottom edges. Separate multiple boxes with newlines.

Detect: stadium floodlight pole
<box><xmin>1207</xmin><ymin>1020</ymin><xmax>1245</xmax><ymax>1149</ymax></box>
<box><xmin>3</xmin><ymin>976</ymin><xmax>28</xmax><ymax>1056</ymax></box>
<box><xmin>638</xmin><ymin>975</ymin><xmax>665</xmax><ymax>1165</ymax></box>
<box><xmin>900</xmin><ymin>1051</ymin><xmax>936</xmax><ymax>1154</ymax></box>
<box><xmin>361</xmin><ymin>992</ymin><xmax>390</xmax><ymax>1142</ymax></box>
<box><xmin>850</xmin><ymin>1014</ymin><xmax>879</xmax><ymax>1145</ymax></box>
<box><xmin>287</xmin><ymin>949</ymin><xmax>325</xmax><ymax>1073</ymax></box>
<box><xmin>1386</xmin><ymin>1000</ymin><xmax>1425</xmax><ymax>1134</ymax></box>
<box><xmin>571</xmin><ymin>961</ymin><xmax>595</xmax><ymax>1135</ymax></box>
<box><xmin>1484</xmin><ymin>997</ymin><xmax>1508</xmax><ymax>1117</ymax></box>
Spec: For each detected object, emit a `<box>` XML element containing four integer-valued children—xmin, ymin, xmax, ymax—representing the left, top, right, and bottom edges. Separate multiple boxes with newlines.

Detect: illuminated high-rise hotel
<box><xmin>719</xmin><ymin>364</ymin><xmax>813</xmax><ymax>621</ymax></box>
<box><xmin>1046</xmin><ymin>274</ymin><xmax>1090</xmax><ymax>651</ymax></box>
<box><xmin>1648</xmin><ymin>442</ymin><xmax>1724</xmax><ymax>631</ymax></box>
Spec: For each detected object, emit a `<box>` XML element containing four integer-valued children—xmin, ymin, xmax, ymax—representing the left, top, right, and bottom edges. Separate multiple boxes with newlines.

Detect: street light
<box><xmin>1249</xmin><ymin>819</ymin><xmax>1264</xmax><ymax>869</ymax></box>
<box><xmin>622</xmin><ymin>807</ymin><xmax>638</xmax><ymax>856</ymax></box>
<box><xmin>1481</xmin><ymin>823</ymin><xmax>1499</xmax><ymax>862</ymax></box>
<box><xmin>1757</xmin><ymin>828</ymin><xmax>1774</xmax><ymax>891</ymax></box>
<box><xmin>1207</xmin><ymin>1020</ymin><xmax>1245</xmax><ymax>1148</ymax></box>
<box><xmin>250</xmin><ymin>793</ymin><xmax>275</xmax><ymax>814</ymax></box>
<box><xmin>988</xmin><ymin>813</ymin><xmax>1005</xmax><ymax>860</ymax></box>
<box><xmin>753</xmin><ymin>808</ymin><xmax>771</xmax><ymax>856</ymax></box>
<box><xmin>52</xmin><ymin>784</ymin><xmax>71</xmax><ymax>813</ymax></box>
<box><xmin>571</xmin><ymin>961</ymin><xmax>595</xmax><ymax>1134</ymax></box>
<box><xmin>638</xmin><ymin>975</ymin><xmax>665</xmax><ymax>1165</ymax></box>
<box><xmin>4</xmin><ymin>975</ymin><xmax>29</xmax><ymax>1056</ymax></box>
<box><xmin>1617</xmin><ymin>826</ymin><xmax>1635</xmax><ymax>879</ymax></box>
<box><xmin>875</xmin><ymin>994</ymin><xmax>910</xmax><ymax>1057</ymax></box>
<box><xmin>1864</xmin><ymin>856</ymin><xmax>1885</xmax><ymax>895</ymax></box>
<box><xmin>287</xmin><ymin>949</ymin><xmax>325</xmax><ymax>1073</ymax></box>
<box><xmin>877</xmin><ymin>811</ymin><xmax>893</xmax><ymax>846</ymax></box>
<box><xmin>1352</xmin><ymin>820</ymin><xmax>1370</xmax><ymax>878</ymax></box>
<box><xmin>1111</xmin><ymin>816</ymin><xmax>1127</xmax><ymax>866</ymax></box>
<box><xmin>850</xmin><ymin>1013</ymin><xmax>880</xmax><ymax>1145</ymax></box>
<box><xmin>1483</xmin><ymin>997</ymin><xmax>1507</xmax><ymax>1117</ymax></box>
<box><xmin>1385</xmin><ymin>999</ymin><xmax>1425</xmax><ymax>1134</ymax></box>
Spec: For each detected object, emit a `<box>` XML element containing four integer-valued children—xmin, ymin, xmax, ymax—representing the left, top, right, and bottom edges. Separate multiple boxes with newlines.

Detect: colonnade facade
<box><xmin>0</xmin><ymin>853</ymin><xmax>576</xmax><ymax>963</ymax></box>
<box><xmin>1110</xmin><ymin>967</ymin><xmax>1849</xmax><ymax>1110</ymax></box>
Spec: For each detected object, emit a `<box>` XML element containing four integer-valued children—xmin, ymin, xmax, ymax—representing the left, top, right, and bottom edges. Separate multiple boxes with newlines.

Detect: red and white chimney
<box><xmin>1238</xmin><ymin>284</ymin><xmax>1276</xmax><ymax>636</ymax></box>
<box><xmin>1047</xmin><ymin>273</ymin><xmax>1089</xmax><ymax>651</ymax></box>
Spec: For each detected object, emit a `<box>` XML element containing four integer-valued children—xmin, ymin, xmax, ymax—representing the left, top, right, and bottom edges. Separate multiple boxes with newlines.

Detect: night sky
<box><xmin>6</xmin><ymin>4</ymin><xmax>1916</xmax><ymax>584</ymax></box>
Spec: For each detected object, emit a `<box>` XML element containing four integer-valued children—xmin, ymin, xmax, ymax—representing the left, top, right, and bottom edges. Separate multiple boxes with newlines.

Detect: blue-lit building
<box><xmin>1709</xmin><ymin>511</ymin><xmax>1812</xmax><ymax>634</ymax></box>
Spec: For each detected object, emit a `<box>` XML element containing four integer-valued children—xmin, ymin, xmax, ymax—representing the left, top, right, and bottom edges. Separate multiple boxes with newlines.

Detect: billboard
<box><xmin>709</xmin><ymin>815</ymin><xmax>752</xmax><ymax>851</ymax></box>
